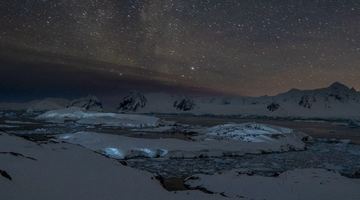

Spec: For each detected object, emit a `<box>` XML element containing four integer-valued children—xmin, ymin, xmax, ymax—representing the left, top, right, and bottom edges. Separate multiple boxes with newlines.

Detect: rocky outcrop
<box><xmin>118</xmin><ymin>91</ymin><xmax>147</xmax><ymax>112</ymax></box>
<box><xmin>173</xmin><ymin>97</ymin><xmax>195</xmax><ymax>111</ymax></box>
<box><xmin>298</xmin><ymin>95</ymin><xmax>316</xmax><ymax>109</ymax></box>
<box><xmin>267</xmin><ymin>103</ymin><xmax>280</xmax><ymax>112</ymax></box>
<box><xmin>67</xmin><ymin>96</ymin><xmax>103</xmax><ymax>111</ymax></box>
<box><xmin>0</xmin><ymin>169</ymin><xmax>12</xmax><ymax>181</ymax></box>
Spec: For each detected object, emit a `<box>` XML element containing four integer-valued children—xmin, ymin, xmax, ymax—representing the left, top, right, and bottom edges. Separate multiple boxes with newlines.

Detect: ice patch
<box><xmin>130</xmin><ymin>148</ymin><xmax>169</xmax><ymax>158</ymax></box>
<box><xmin>104</xmin><ymin>147</ymin><xmax>124</xmax><ymax>159</ymax></box>
<box><xmin>36</xmin><ymin>108</ymin><xmax>160</xmax><ymax>128</ymax></box>
<box><xmin>59</xmin><ymin>134</ymin><xmax>73</xmax><ymax>140</ymax></box>
<box><xmin>206</xmin><ymin>123</ymin><xmax>294</xmax><ymax>142</ymax></box>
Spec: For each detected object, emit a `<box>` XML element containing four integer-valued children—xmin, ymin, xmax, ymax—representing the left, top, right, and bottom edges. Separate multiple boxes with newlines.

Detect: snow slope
<box><xmin>186</xmin><ymin>169</ymin><xmax>360</xmax><ymax>200</ymax></box>
<box><xmin>0</xmin><ymin>132</ymin><xmax>224</xmax><ymax>200</ymax></box>
<box><xmin>1</xmin><ymin>132</ymin><xmax>358</xmax><ymax>200</ymax></box>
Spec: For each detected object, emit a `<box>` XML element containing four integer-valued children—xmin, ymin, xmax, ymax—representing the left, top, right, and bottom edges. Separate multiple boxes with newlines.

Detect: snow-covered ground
<box><xmin>185</xmin><ymin>169</ymin><xmax>360</xmax><ymax>200</ymax></box>
<box><xmin>1</xmin><ymin>102</ymin><xmax>359</xmax><ymax>200</ymax></box>
<box><xmin>2</xmin><ymin>132</ymin><xmax>359</xmax><ymax>200</ymax></box>
<box><xmin>0</xmin><ymin>109</ymin><xmax>359</xmax><ymax>200</ymax></box>
<box><xmin>0</xmin><ymin>132</ymin><xmax>224</xmax><ymax>200</ymax></box>
<box><xmin>36</xmin><ymin>108</ymin><xmax>160</xmax><ymax>128</ymax></box>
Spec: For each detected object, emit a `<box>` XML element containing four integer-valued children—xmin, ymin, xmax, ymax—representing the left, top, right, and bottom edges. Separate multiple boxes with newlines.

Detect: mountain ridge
<box><xmin>114</xmin><ymin>82</ymin><xmax>360</xmax><ymax>119</ymax></box>
<box><xmin>1</xmin><ymin>82</ymin><xmax>360</xmax><ymax>119</ymax></box>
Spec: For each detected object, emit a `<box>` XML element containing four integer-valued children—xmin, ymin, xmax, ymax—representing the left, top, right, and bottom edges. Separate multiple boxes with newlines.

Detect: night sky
<box><xmin>0</xmin><ymin>0</ymin><xmax>359</xmax><ymax>99</ymax></box>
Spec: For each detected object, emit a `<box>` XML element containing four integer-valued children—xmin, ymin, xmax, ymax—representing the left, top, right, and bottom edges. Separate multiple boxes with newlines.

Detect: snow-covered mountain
<box><xmin>0</xmin><ymin>98</ymin><xmax>70</xmax><ymax>112</ymax></box>
<box><xmin>0</xmin><ymin>96</ymin><xmax>103</xmax><ymax>112</ymax></box>
<box><xmin>67</xmin><ymin>95</ymin><xmax>103</xmax><ymax>111</ymax></box>
<box><xmin>1</xmin><ymin>82</ymin><xmax>359</xmax><ymax>119</ymax></box>
<box><xmin>117</xmin><ymin>82</ymin><xmax>360</xmax><ymax>119</ymax></box>
<box><xmin>26</xmin><ymin>98</ymin><xmax>70</xmax><ymax>113</ymax></box>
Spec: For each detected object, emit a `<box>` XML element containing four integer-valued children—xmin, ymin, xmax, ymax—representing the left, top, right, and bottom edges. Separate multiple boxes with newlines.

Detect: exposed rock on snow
<box><xmin>67</xmin><ymin>95</ymin><xmax>103</xmax><ymax>111</ymax></box>
<box><xmin>118</xmin><ymin>91</ymin><xmax>147</xmax><ymax>112</ymax></box>
<box><xmin>173</xmin><ymin>97</ymin><xmax>195</xmax><ymax>111</ymax></box>
<box><xmin>0</xmin><ymin>169</ymin><xmax>12</xmax><ymax>180</ymax></box>
<box><xmin>185</xmin><ymin>169</ymin><xmax>360</xmax><ymax>200</ymax></box>
<box><xmin>204</xmin><ymin>123</ymin><xmax>307</xmax><ymax>143</ymax></box>
<box><xmin>36</xmin><ymin>108</ymin><xmax>159</xmax><ymax>128</ymax></box>
<box><xmin>298</xmin><ymin>95</ymin><xmax>315</xmax><ymax>109</ymax></box>
<box><xmin>267</xmin><ymin>102</ymin><xmax>280</xmax><ymax>112</ymax></box>
<box><xmin>0</xmin><ymin>133</ymin><xmax>223</xmax><ymax>200</ymax></box>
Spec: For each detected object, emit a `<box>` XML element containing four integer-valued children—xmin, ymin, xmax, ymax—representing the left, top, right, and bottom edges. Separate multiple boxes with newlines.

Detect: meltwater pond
<box><xmin>127</xmin><ymin>141</ymin><xmax>360</xmax><ymax>179</ymax></box>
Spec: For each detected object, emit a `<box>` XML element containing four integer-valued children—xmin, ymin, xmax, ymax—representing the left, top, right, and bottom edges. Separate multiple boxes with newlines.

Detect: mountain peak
<box><xmin>328</xmin><ymin>82</ymin><xmax>350</xmax><ymax>90</ymax></box>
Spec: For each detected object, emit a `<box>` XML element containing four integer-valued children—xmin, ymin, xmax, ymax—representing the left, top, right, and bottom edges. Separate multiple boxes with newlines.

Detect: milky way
<box><xmin>0</xmin><ymin>0</ymin><xmax>359</xmax><ymax>97</ymax></box>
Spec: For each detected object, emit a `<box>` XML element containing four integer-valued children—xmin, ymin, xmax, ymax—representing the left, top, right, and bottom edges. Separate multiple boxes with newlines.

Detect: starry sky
<box><xmin>0</xmin><ymin>0</ymin><xmax>359</xmax><ymax>99</ymax></box>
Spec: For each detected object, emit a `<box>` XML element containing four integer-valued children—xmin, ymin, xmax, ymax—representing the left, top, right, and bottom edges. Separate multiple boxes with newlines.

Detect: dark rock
<box><xmin>173</xmin><ymin>97</ymin><xmax>195</xmax><ymax>111</ymax></box>
<box><xmin>0</xmin><ymin>170</ymin><xmax>12</xmax><ymax>181</ymax></box>
<box><xmin>118</xmin><ymin>91</ymin><xmax>147</xmax><ymax>112</ymax></box>
<box><xmin>267</xmin><ymin>103</ymin><xmax>280</xmax><ymax>112</ymax></box>
<box><xmin>299</xmin><ymin>95</ymin><xmax>315</xmax><ymax>109</ymax></box>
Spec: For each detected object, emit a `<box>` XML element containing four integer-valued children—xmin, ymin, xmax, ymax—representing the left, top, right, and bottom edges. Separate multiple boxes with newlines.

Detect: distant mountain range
<box><xmin>1</xmin><ymin>82</ymin><xmax>360</xmax><ymax>119</ymax></box>
<box><xmin>116</xmin><ymin>82</ymin><xmax>360</xmax><ymax>119</ymax></box>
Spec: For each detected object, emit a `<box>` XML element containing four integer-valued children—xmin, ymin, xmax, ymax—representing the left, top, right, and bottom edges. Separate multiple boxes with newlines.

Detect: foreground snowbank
<box><xmin>36</xmin><ymin>108</ymin><xmax>159</xmax><ymax>128</ymax></box>
<box><xmin>0</xmin><ymin>133</ymin><xmax>223</xmax><ymax>200</ymax></box>
<box><xmin>204</xmin><ymin>123</ymin><xmax>301</xmax><ymax>143</ymax></box>
<box><xmin>1</xmin><ymin>132</ymin><xmax>358</xmax><ymax>200</ymax></box>
<box><xmin>185</xmin><ymin>169</ymin><xmax>360</xmax><ymax>200</ymax></box>
<box><xmin>57</xmin><ymin>129</ymin><xmax>307</xmax><ymax>159</ymax></box>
